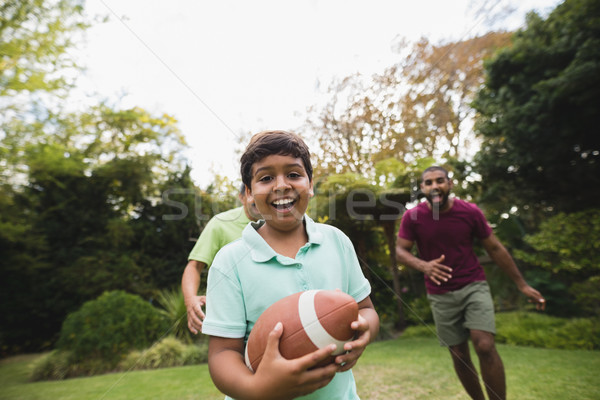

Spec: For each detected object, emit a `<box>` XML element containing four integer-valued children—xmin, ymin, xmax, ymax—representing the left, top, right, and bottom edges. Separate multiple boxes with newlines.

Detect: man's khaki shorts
<box><xmin>427</xmin><ymin>280</ymin><xmax>496</xmax><ymax>347</ymax></box>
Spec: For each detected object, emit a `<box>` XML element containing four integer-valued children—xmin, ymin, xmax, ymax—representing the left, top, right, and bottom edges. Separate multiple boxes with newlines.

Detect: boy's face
<box><xmin>246</xmin><ymin>154</ymin><xmax>313</xmax><ymax>232</ymax></box>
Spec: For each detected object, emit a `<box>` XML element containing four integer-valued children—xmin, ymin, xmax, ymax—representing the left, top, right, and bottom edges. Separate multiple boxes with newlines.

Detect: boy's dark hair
<box><xmin>421</xmin><ymin>165</ymin><xmax>449</xmax><ymax>182</ymax></box>
<box><xmin>240</xmin><ymin>130</ymin><xmax>313</xmax><ymax>188</ymax></box>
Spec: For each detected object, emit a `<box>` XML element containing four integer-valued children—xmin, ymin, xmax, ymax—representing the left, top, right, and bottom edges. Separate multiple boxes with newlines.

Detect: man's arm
<box><xmin>395</xmin><ymin>236</ymin><xmax>453</xmax><ymax>286</ymax></box>
<box><xmin>481</xmin><ymin>233</ymin><xmax>546</xmax><ymax>310</ymax></box>
<box><xmin>182</xmin><ymin>260</ymin><xmax>207</xmax><ymax>334</ymax></box>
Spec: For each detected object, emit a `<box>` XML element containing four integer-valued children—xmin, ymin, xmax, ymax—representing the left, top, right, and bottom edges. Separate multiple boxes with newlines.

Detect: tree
<box><xmin>472</xmin><ymin>0</ymin><xmax>600</xmax><ymax>220</ymax></box>
<box><xmin>304</xmin><ymin>32</ymin><xmax>511</xmax><ymax>179</ymax></box>
<box><xmin>0</xmin><ymin>0</ymin><xmax>87</xmax><ymax>99</ymax></box>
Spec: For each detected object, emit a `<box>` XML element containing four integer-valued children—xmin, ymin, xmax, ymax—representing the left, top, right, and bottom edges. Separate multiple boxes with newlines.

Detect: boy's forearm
<box><xmin>359</xmin><ymin>307</ymin><xmax>380</xmax><ymax>342</ymax></box>
<box><xmin>181</xmin><ymin>260</ymin><xmax>203</xmax><ymax>304</ymax></box>
<box><xmin>208</xmin><ymin>347</ymin><xmax>258</xmax><ymax>400</ymax></box>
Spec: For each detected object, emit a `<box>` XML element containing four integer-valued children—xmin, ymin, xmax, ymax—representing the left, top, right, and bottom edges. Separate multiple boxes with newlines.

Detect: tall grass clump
<box><xmin>119</xmin><ymin>337</ymin><xmax>208</xmax><ymax>371</ymax></box>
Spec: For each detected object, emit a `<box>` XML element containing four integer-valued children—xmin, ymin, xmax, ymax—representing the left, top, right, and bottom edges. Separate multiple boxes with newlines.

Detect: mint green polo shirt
<box><xmin>202</xmin><ymin>215</ymin><xmax>371</xmax><ymax>400</ymax></box>
<box><xmin>188</xmin><ymin>206</ymin><xmax>250</xmax><ymax>267</ymax></box>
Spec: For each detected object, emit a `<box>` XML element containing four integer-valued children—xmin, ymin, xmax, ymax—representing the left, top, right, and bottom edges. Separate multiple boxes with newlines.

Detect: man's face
<box><xmin>421</xmin><ymin>170</ymin><xmax>453</xmax><ymax>211</ymax></box>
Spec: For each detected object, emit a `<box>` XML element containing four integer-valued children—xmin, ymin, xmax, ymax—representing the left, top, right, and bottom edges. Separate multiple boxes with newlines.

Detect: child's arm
<box><xmin>334</xmin><ymin>296</ymin><xmax>379</xmax><ymax>372</ymax></box>
<box><xmin>208</xmin><ymin>322</ymin><xmax>340</xmax><ymax>400</ymax></box>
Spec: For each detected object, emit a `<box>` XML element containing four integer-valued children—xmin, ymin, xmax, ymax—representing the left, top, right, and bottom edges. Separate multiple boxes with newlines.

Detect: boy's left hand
<box><xmin>334</xmin><ymin>314</ymin><xmax>370</xmax><ymax>372</ymax></box>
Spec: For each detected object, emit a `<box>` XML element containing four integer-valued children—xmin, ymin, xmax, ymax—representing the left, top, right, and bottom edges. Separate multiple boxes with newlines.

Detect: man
<box><xmin>395</xmin><ymin>166</ymin><xmax>545</xmax><ymax>400</ymax></box>
<box><xmin>182</xmin><ymin>185</ymin><xmax>260</xmax><ymax>334</ymax></box>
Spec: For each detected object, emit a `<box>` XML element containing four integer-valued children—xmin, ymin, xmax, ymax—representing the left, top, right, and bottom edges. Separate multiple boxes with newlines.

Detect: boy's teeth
<box><xmin>273</xmin><ymin>199</ymin><xmax>293</xmax><ymax>205</ymax></box>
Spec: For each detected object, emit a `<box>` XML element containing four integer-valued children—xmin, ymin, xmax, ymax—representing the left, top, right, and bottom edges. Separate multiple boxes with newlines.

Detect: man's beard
<box><xmin>426</xmin><ymin>190</ymin><xmax>450</xmax><ymax>213</ymax></box>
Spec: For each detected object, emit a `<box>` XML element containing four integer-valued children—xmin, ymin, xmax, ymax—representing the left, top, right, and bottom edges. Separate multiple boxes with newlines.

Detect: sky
<box><xmin>76</xmin><ymin>0</ymin><xmax>561</xmax><ymax>188</ymax></box>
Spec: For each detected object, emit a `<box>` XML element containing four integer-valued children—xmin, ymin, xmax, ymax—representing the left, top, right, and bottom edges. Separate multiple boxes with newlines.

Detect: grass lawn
<box><xmin>2</xmin><ymin>337</ymin><xmax>599</xmax><ymax>400</ymax></box>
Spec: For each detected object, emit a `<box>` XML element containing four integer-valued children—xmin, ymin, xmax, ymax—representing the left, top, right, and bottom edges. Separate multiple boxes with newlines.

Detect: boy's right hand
<box><xmin>252</xmin><ymin>322</ymin><xmax>339</xmax><ymax>400</ymax></box>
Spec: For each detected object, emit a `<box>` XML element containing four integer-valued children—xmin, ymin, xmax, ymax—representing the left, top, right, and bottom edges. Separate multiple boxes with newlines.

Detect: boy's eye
<box><xmin>288</xmin><ymin>172</ymin><xmax>301</xmax><ymax>178</ymax></box>
<box><xmin>258</xmin><ymin>175</ymin><xmax>273</xmax><ymax>182</ymax></box>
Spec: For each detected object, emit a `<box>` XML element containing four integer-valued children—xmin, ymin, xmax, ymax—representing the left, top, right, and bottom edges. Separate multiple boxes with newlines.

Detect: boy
<box><xmin>182</xmin><ymin>184</ymin><xmax>260</xmax><ymax>334</ymax></box>
<box><xmin>202</xmin><ymin>130</ymin><xmax>380</xmax><ymax>400</ymax></box>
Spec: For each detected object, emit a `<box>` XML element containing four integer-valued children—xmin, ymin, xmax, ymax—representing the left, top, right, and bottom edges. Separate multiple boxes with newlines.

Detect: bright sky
<box><xmin>77</xmin><ymin>0</ymin><xmax>561</xmax><ymax>188</ymax></box>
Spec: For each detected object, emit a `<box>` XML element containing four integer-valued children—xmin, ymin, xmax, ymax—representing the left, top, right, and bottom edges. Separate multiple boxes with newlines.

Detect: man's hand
<box><xmin>423</xmin><ymin>254</ymin><xmax>453</xmax><ymax>285</ymax></box>
<box><xmin>520</xmin><ymin>285</ymin><xmax>546</xmax><ymax>311</ymax></box>
<box><xmin>185</xmin><ymin>295</ymin><xmax>206</xmax><ymax>334</ymax></box>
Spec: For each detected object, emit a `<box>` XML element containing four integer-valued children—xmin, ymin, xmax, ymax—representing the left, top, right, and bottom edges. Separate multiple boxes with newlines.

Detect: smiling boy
<box><xmin>202</xmin><ymin>130</ymin><xmax>380</xmax><ymax>400</ymax></box>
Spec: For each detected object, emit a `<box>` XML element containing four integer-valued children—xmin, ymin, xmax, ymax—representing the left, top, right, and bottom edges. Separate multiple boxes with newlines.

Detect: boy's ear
<box><xmin>308</xmin><ymin>180</ymin><xmax>314</xmax><ymax>197</ymax></box>
<box><xmin>245</xmin><ymin>184</ymin><xmax>254</xmax><ymax>202</ymax></box>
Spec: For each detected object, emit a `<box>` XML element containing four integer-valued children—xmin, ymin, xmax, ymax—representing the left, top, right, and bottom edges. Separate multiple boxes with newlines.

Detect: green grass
<box><xmin>2</xmin><ymin>338</ymin><xmax>599</xmax><ymax>400</ymax></box>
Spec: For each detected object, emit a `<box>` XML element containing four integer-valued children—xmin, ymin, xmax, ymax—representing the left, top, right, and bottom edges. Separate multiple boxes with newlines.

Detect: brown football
<box><xmin>244</xmin><ymin>289</ymin><xmax>358</xmax><ymax>372</ymax></box>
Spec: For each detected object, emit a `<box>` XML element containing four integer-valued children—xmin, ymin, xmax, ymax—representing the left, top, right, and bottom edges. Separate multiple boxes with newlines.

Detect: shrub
<box><xmin>154</xmin><ymin>287</ymin><xmax>197</xmax><ymax>344</ymax></box>
<box><xmin>495</xmin><ymin>312</ymin><xmax>600</xmax><ymax>350</ymax></box>
<box><xmin>400</xmin><ymin>312</ymin><xmax>600</xmax><ymax>350</ymax></box>
<box><xmin>56</xmin><ymin>290</ymin><xmax>169</xmax><ymax>364</ymax></box>
<box><xmin>30</xmin><ymin>350</ymin><xmax>113</xmax><ymax>381</ymax></box>
<box><xmin>118</xmin><ymin>337</ymin><xmax>208</xmax><ymax>371</ymax></box>
<box><xmin>405</xmin><ymin>296</ymin><xmax>433</xmax><ymax>326</ymax></box>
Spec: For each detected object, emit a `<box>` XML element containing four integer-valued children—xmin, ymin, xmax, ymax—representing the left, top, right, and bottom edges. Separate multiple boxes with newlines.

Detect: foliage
<box><xmin>56</xmin><ymin>291</ymin><xmax>169</xmax><ymax>364</ymax></box>
<box><xmin>514</xmin><ymin>209</ymin><xmax>600</xmax><ymax>274</ymax></box>
<box><xmin>0</xmin><ymin>0</ymin><xmax>87</xmax><ymax>100</ymax></box>
<box><xmin>472</xmin><ymin>0</ymin><xmax>600</xmax><ymax>219</ymax></box>
<box><xmin>154</xmin><ymin>287</ymin><xmax>200</xmax><ymax>344</ymax></box>
<box><xmin>29</xmin><ymin>350</ymin><xmax>113</xmax><ymax>381</ymax></box>
<box><xmin>404</xmin><ymin>296</ymin><xmax>434</xmax><ymax>326</ymax></box>
<box><xmin>569</xmin><ymin>276</ymin><xmax>600</xmax><ymax>317</ymax></box>
<box><xmin>304</xmin><ymin>32</ymin><xmax>511</xmax><ymax>178</ymax></box>
<box><xmin>495</xmin><ymin>312</ymin><xmax>600</xmax><ymax>350</ymax></box>
<box><xmin>30</xmin><ymin>337</ymin><xmax>207</xmax><ymax>381</ymax></box>
<box><xmin>403</xmin><ymin>311</ymin><xmax>600</xmax><ymax>350</ymax></box>
<box><xmin>118</xmin><ymin>337</ymin><xmax>208</xmax><ymax>371</ymax></box>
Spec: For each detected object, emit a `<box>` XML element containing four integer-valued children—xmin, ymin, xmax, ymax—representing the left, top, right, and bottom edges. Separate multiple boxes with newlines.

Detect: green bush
<box><xmin>30</xmin><ymin>350</ymin><xmax>113</xmax><ymax>381</ymax></box>
<box><xmin>405</xmin><ymin>296</ymin><xmax>433</xmax><ymax>326</ymax></box>
<box><xmin>496</xmin><ymin>312</ymin><xmax>600</xmax><ymax>350</ymax></box>
<box><xmin>56</xmin><ymin>290</ymin><xmax>169</xmax><ymax>363</ymax></box>
<box><xmin>30</xmin><ymin>337</ymin><xmax>208</xmax><ymax>381</ymax></box>
<box><xmin>118</xmin><ymin>337</ymin><xmax>208</xmax><ymax>371</ymax></box>
<box><xmin>400</xmin><ymin>312</ymin><xmax>600</xmax><ymax>350</ymax></box>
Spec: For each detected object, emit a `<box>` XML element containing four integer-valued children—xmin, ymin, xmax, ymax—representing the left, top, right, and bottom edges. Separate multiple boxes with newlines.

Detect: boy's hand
<box><xmin>185</xmin><ymin>295</ymin><xmax>206</xmax><ymax>334</ymax></box>
<box><xmin>253</xmin><ymin>322</ymin><xmax>339</xmax><ymax>400</ymax></box>
<box><xmin>334</xmin><ymin>314</ymin><xmax>371</xmax><ymax>372</ymax></box>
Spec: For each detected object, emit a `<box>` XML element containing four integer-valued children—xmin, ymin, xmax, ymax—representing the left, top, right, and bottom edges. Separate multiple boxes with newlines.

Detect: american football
<box><xmin>244</xmin><ymin>289</ymin><xmax>359</xmax><ymax>372</ymax></box>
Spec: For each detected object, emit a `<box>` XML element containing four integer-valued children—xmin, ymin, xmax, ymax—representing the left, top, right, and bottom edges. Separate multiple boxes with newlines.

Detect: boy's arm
<box><xmin>181</xmin><ymin>259</ymin><xmax>207</xmax><ymax>334</ymax></box>
<box><xmin>334</xmin><ymin>296</ymin><xmax>379</xmax><ymax>372</ymax></box>
<box><xmin>208</xmin><ymin>325</ymin><xmax>339</xmax><ymax>400</ymax></box>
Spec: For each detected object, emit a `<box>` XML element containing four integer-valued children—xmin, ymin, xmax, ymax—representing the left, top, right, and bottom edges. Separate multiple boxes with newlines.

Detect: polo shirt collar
<box><xmin>242</xmin><ymin>215</ymin><xmax>323</xmax><ymax>263</ymax></box>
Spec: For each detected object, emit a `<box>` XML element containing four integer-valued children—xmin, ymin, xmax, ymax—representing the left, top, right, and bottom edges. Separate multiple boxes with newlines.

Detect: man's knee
<box><xmin>471</xmin><ymin>330</ymin><xmax>496</xmax><ymax>356</ymax></box>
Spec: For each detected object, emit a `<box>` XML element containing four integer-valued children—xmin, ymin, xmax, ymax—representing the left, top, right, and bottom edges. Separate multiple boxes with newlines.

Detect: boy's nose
<box><xmin>274</xmin><ymin>175</ymin><xmax>291</xmax><ymax>191</ymax></box>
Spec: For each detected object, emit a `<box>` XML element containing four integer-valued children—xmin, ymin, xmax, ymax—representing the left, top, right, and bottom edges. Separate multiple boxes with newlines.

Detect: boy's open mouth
<box><xmin>272</xmin><ymin>197</ymin><xmax>296</xmax><ymax>211</ymax></box>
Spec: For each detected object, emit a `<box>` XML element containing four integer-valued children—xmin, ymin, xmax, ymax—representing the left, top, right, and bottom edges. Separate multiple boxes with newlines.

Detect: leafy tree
<box><xmin>304</xmin><ymin>32</ymin><xmax>511</xmax><ymax>179</ymax></box>
<box><xmin>0</xmin><ymin>0</ymin><xmax>87</xmax><ymax>99</ymax></box>
<box><xmin>472</xmin><ymin>0</ymin><xmax>600</xmax><ymax>220</ymax></box>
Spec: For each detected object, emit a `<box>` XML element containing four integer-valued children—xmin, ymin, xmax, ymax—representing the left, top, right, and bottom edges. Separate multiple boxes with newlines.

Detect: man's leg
<box><xmin>470</xmin><ymin>329</ymin><xmax>506</xmax><ymax>400</ymax></box>
<box><xmin>448</xmin><ymin>341</ymin><xmax>486</xmax><ymax>400</ymax></box>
